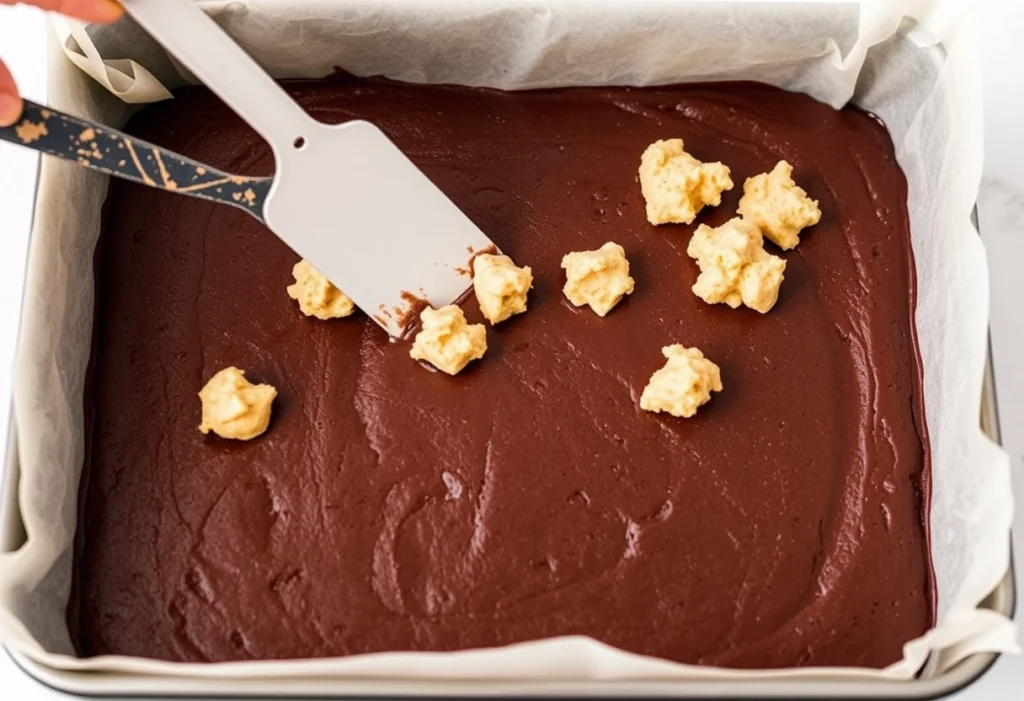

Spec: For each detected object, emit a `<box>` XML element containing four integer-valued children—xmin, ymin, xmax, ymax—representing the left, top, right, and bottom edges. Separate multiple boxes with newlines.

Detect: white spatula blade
<box><xmin>264</xmin><ymin>120</ymin><xmax>497</xmax><ymax>338</ymax></box>
<box><xmin>121</xmin><ymin>0</ymin><xmax>497</xmax><ymax>339</ymax></box>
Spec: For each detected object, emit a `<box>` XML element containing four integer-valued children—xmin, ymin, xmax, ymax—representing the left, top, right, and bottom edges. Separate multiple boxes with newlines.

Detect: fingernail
<box><xmin>0</xmin><ymin>92</ymin><xmax>22</xmax><ymax>127</ymax></box>
<box><xmin>98</xmin><ymin>0</ymin><xmax>125</xmax><ymax>22</ymax></box>
<box><xmin>61</xmin><ymin>0</ymin><xmax>124</xmax><ymax>23</ymax></box>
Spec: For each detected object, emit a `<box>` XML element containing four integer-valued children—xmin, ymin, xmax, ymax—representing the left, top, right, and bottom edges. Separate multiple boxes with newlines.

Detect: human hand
<box><xmin>1</xmin><ymin>0</ymin><xmax>123</xmax><ymax>126</ymax></box>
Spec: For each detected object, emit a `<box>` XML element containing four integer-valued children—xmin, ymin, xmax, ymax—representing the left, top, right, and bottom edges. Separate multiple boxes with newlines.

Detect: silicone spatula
<box><xmin>114</xmin><ymin>0</ymin><xmax>495</xmax><ymax>337</ymax></box>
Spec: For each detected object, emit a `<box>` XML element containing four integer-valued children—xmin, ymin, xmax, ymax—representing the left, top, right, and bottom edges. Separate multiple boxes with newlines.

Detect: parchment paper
<box><xmin>0</xmin><ymin>0</ymin><xmax>1016</xmax><ymax>683</ymax></box>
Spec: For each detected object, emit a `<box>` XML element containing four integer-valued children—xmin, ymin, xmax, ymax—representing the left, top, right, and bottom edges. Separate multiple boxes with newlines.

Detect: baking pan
<box><xmin>0</xmin><ymin>2</ymin><xmax>1016</xmax><ymax>697</ymax></box>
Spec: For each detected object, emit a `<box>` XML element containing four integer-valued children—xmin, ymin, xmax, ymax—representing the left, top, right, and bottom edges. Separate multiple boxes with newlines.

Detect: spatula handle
<box><xmin>122</xmin><ymin>0</ymin><xmax>318</xmax><ymax>158</ymax></box>
<box><xmin>0</xmin><ymin>99</ymin><xmax>271</xmax><ymax>218</ymax></box>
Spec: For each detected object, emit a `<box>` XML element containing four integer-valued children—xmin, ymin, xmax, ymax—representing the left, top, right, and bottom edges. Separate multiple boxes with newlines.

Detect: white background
<box><xmin>0</xmin><ymin>0</ymin><xmax>1020</xmax><ymax>698</ymax></box>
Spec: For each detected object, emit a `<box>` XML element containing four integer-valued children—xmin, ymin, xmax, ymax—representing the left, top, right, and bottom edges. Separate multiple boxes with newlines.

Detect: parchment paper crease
<box><xmin>0</xmin><ymin>0</ymin><xmax>1016</xmax><ymax>683</ymax></box>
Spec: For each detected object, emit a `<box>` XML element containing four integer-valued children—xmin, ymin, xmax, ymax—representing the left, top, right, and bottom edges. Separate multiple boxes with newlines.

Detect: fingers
<box><xmin>0</xmin><ymin>1</ymin><xmax>123</xmax><ymax>126</ymax></box>
<box><xmin>57</xmin><ymin>0</ymin><xmax>124</xmax><ymax>23</ymax></box>
<box><xmin>0</xmin><ymin>58</ymin><xmax>22</xmax><ymax>127</ymax></box>
<box><xmin>0</xmin><ymin>1</ymin><xmax>124</xmax><ymax>24</ymax></box>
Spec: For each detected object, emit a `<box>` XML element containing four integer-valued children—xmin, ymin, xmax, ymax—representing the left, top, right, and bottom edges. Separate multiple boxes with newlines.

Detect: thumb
<box><xmin>0</xmin><ymin>58</ymin><xmax>24</xmax><ymax>127</ymax></box>
<box><xmin>55</xmin><ymin>0</ymin><xmax>124</xmax><ymax>24</ymax></box>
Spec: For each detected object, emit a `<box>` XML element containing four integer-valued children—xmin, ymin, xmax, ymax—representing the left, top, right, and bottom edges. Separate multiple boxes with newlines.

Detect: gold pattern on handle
<box><xmin>123</xmin><ymin>139</ymin><xmax>156</xmax><ymax>186</ymax></box>
<box><xmin>231</xmin><ymin>188</ymin><xmax>258</xmax><ymax>206</ymax></box>
<box><xmin>177</xmin><ymin>177</ymin><xmax>231</xmax><ymax>193</ymax></box>
<box><xmin>152</xmin><ymin>149</ymin><xmax>179</xmax><ymax>190</ymax></box>
<box><xmin>15</xmin><ymin>121</ymin><xmax>48</xmax><ymax>144</ymax></box>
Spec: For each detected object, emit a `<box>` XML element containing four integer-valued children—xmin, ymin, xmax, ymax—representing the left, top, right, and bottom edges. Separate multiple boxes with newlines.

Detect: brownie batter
<box><xmin>71</xmin><ymin>80</ymin><xmax>933</xmax><ymax>669</ymax></box>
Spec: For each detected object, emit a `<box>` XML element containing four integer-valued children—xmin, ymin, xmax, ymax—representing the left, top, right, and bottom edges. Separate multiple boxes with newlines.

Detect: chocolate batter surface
<box><xmin>73</xmin><ymin>80</ymin><xmax>932</xmax><ymax>668</ymax></box>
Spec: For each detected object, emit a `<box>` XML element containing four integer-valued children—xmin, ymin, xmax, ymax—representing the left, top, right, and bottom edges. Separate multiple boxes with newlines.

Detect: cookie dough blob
<box><xmin>687</xmin><ymin>218</ymin><xmax>786</xmax><ymax>314</ymax></box>
<box><xmin>640</xmin><ymin>345</ymin><xmax>723</xmax><ymax>418</ymax></box>
<box><xmin>561</xmin><ymin>242</ymin><xmax>636</xmax><ymax>317</ymax></box>
<box><xmin>473</xmin><ymin>253</ymin><xmax>533</xmax><ymax>325</ymax></box>
<box><xmin>287</xmin><ymin>259</ymin><xmax>355</xmax><ymax>320</ymax></box>
<box><xmin>639</xmin><ymin>138</ymin><xmax>733</xmax><ymax>225</ymax></box>
<box><xmin>738</xmin><ymin>160</ymin><xmax>821</xmax><ymax>250</ymax></box>
<box><xmin>409</xmin><ymin>305</ymin><xmax>487</xmax><ymax>375</ymax></box>
<box><xmin>198</xmin><ymin>367</ymin><xmax>277</xmax><ymax>440</ymax></box>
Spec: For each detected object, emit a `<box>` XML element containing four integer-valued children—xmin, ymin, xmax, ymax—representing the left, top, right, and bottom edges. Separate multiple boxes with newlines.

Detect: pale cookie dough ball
<box><xmin>473</xmin><ymin>253</ymin><xmax>533</xmax><ymax>325</ymax></box>
<box><xmin>687</xmin><ymin>218</ymin><xmax>786</xmax><ymax>314</ymax></box>
<box><xmin>640</xmin><ymin>345</ymin><xmax>723</xmax><ymax>418</ymax></box>
<box><xmin>639</xmin><ymin>138</ymin><xmax>734</xmax><ymax>225</ymax></box>
<box><xmin>561</xmin><ymin>242</ymin><xmax>636</xmax><ymax>317</ymax></box>
<box><xmin>410</xmin><ymin>305</ymin><xmax>487</xmax><ymax>375</ymax></box>
<box><xmin>287</xmin><ymin>259</ymin><xmax>355</xmax><ymax>320</ymax></box>
<box><xmin>199</xmin><ymin>367</ymin><xmax>277</xmax><ymax>440</ymax></box>
<box><xmin>738</xmin><ymin>160</ymin><xmax>821</xmax><ymax>250</ymax></box>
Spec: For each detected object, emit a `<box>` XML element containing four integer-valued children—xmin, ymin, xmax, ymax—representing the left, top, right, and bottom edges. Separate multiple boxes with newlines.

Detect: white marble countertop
<box><xmin>0</xmin><ymin>0</ymin><xmax>1020</xmax><ymax>698</ymax></box>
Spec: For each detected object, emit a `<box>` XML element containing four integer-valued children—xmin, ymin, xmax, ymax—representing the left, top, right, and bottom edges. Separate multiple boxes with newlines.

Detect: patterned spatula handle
<box><xmin>0</xmin><ymin>99</ymin><xmax>272</xmax><ymax>220</ymax></box>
